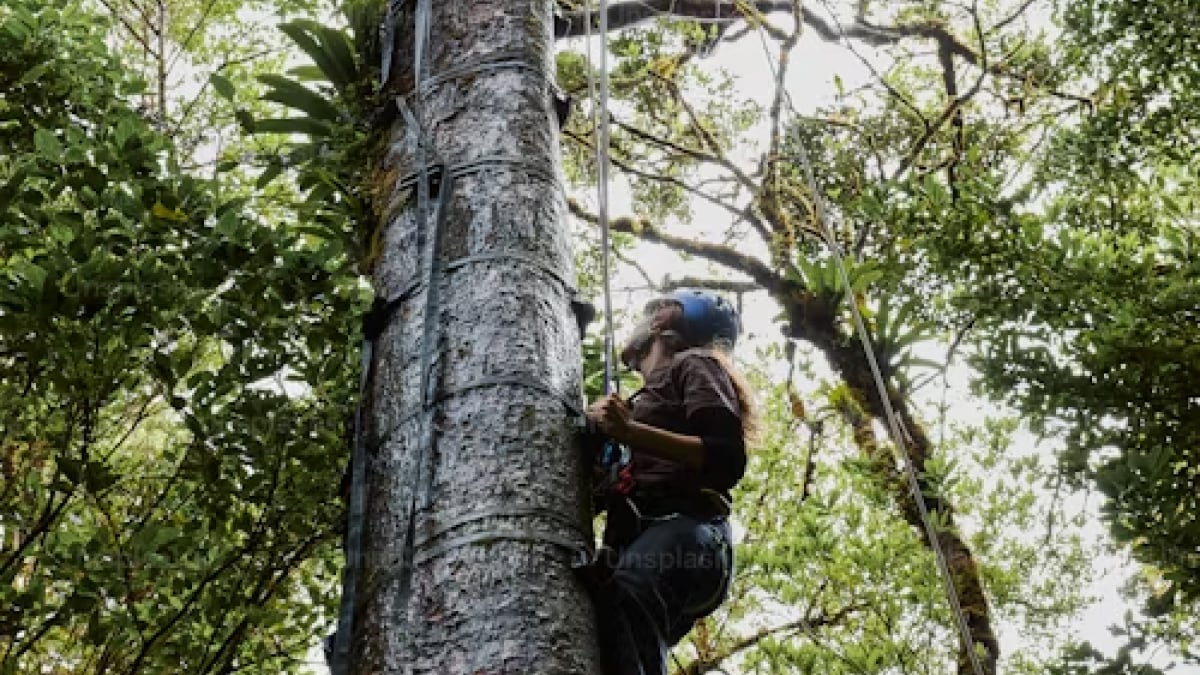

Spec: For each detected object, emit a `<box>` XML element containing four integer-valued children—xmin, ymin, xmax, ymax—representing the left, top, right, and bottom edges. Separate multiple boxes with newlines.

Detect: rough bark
<box><xmin>354</xmin><ymin>1</ymin><xmax>597</xmax><ymax>673</ymax></box>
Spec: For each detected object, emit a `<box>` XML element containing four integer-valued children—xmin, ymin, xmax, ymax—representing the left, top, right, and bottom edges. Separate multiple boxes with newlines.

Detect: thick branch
<box><xmin>828</xmin><ymin>345</ymin><xmax>999</xmax><ymax>675</ymax></box>
<box><xmin>798</xmin><ymin>417</ymin><xmax>822</xmax><ymax>501</ymax></box>
<box><xmin>558</xmin><ymin>0</ymin><xmax>981</xmax><ymax>69</ymax></box>
<box><xmin>556</xmin><ymin>1</ymin><xmax>796</xmax><ymax>37</ymax></box>
<box><xmin>662</xmin><ymin>277</ymin><xmax>759</xmax><ymax>293</ymax></box>
<box><xmin>558</xmin><ymin>0</ymin><xmax>1089</xmax><ymax>111</ymax></box>
<box><xmin>556</xmin><ymin>0</ymin><xmax>970</xmax><ymax>49</ymax></box>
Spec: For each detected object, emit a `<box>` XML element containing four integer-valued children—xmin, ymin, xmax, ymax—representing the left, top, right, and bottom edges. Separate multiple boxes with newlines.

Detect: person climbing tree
<box><xmin>581</xmin><ymin>288</ymin><xmax>758</xmax><ymax>675</ymax></box>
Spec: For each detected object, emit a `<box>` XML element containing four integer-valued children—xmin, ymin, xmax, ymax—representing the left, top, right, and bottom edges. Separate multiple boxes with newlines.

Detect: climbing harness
<box><xmin>330</xmin><ymin>3</ymin><xmax>593</xmax><ymax>672</ymax></box>
<box><xmin>754</xmin><ymin>24</ymin><xmax>989</xmax><ymax>675</ymax></box>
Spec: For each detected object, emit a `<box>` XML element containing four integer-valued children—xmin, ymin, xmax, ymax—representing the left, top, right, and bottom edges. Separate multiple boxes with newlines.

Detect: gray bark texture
<box><xmin>352</xmin><ymin>1</ymin><xmax>599</xmax><ymax>672</ymax></box>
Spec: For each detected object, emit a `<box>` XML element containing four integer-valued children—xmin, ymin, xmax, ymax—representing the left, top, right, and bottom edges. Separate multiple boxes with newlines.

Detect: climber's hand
<box><xmin>588</xmin><ymin>394</ymin><xmax>633</xmax><ymax>443</ymax></box>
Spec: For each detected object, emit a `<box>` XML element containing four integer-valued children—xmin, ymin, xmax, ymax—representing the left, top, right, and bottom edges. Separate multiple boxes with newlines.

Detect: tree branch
<box><xmin>827</xmin><ymin>348</ymin><xmax>1000</xmax><ymax>675</ymax></box>
<box><xmin>0</xmin><ymin>493</ymin><xmax>69</xmax><ymax>581</ymax></box>
<box><xmin>644</xmin><ymin>70</ymin><xmax>766</xmax><ymax>208</ymax></box>
<box><xmin>567</xmin><ymin>198</ymin><xmax>784</xmax><ymax>292</ymax></box>
<box><xmin>11</xmin><ymin>606</ymin><xmax>66</xmax><ymax>660</ymax></box>
<box><xmin>799</xmin><ymin>417</ymin><xmax>822</xmax><ymax>501</ymax></box>
<box><xmin>171</xmin><ymin>48</ymin><xmax>282</xmax><ymax>138</ymax></box>
<box><xmin>680</xmin><ymin>603</ymin><xmax>865</xmax><ymax>675</ymax></box>
<box><xmin>661</xmin><ymin>277</ymin><xmax>759</xmax><ymax>293</ymax></box>
<box><xmin>104</xmin><ymin>393</ymin><xmax>157</xmax><ymax>461</ymax></box>
<box><xmin>198</xmin><ymin>530</ymin><xmax>329</xmax><ymax>674</ymax></box>
<box><xmin>556</xmin><ymin>1</ymin><xmax>796</xmax><ymax>37</ymax></box>
<box><xmin>612</xmin><ymin>245</ymin><xmax>661</xmax><ymax>291</ymax></box>
<box><xmin>95</xmin><ymin>0</ymin><xmax>156</xmax><ymax>55</ymax></box>
<box><xmin>987</xmin><ymin>0</ymin><xmax>1039</xmax><ymax>35</ymax></box>
<box><xmin>165</xmin><ymin>0</ymin><xmax>222</xmax><ymax>76</ymax></box>
<box><xmin>589</xmin><ymin>141</ymin><xmax>1008</xmax><ymax>675</ymax></box>
<box><xmin>571</xmin><ymin>127</ymin><xmax>759</xmax><ymax>230</ymax></box>
<box><xmin>554</xmin><ymin>0</ymin><xmax>1049</xmax><ymax>96</ymax></box>
<box><xmin>611</xmin><ymin>116</ymin><xmax>722</xmax><ymax>168</ymax></box>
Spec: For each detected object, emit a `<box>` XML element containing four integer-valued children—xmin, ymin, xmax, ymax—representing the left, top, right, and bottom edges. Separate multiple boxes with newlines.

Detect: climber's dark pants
<box><xmin>594</xmin><ymin>514</ymin><xmax>733</xmax><ymax>675</ymax></box>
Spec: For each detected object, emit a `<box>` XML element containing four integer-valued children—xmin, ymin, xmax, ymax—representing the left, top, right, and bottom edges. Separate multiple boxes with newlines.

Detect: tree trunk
<box><xmin>352</xmin><ymin>1</ymin><xmax>598</xmax><ymax>672</ymax></box>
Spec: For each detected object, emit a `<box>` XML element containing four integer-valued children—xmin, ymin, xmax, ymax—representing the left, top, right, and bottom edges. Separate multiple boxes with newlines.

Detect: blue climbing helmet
<box><xmin>646</xmin><ymin>288</ymin><xmax>740</xmax><ymax>349</ymax></box>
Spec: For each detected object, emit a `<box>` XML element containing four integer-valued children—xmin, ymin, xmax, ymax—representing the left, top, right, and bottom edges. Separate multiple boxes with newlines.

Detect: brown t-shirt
<box><xmin>625</xmin><ymin>349</ymin><xmax>746</xmax><ymax>498</ymax></box>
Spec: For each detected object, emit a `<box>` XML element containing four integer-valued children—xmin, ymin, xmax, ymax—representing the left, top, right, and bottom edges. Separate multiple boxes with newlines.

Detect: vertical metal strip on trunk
<box><xmin>392</xmin><ymin>0</ymin><xmax>443</xmax><ymax>662</ymax></box>
<box><xmin>330</xmin><ymin>339</ymin><xmax>375</xmax><ymax>675</ymax></box>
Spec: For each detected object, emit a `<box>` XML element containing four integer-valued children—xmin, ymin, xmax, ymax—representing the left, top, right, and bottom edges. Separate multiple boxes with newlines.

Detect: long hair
<box><xmin>646</xmin><ymin>302</ymin><xmax>761</xmax><ymax>447</ymax></box>
<box><xmin>658</xmin><ymin>330</ymin><xmax>761</xmax><ymax>448</ymax></box>
<box><xmin>706</xmin><ymin>347</ymin><xmax>762</xmax><ymax>449</ymax></box>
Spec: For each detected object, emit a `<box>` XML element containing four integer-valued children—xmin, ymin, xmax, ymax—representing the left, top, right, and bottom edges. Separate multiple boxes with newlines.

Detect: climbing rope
<box><xmin>753</xmin><ymin>24</ymin><xmax>989</xmax><ymax>675</ymax></box>
<box><xmin>582</xmin><ymin>0</ymin><xmax>634</xmax><ymax>487</ymax></box>
<box><xmin>799</xmin><ymin>141</ymin><xmax>988</xmax><ymax>675</ymax></box>
<box><xmin>583</xmin><ymin>0</ymin><xmax>618</xmax><ymax>397</ymax></box>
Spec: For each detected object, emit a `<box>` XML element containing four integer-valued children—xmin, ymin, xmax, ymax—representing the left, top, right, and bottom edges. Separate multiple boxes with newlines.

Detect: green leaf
<box><xmin>114</xmin><ymin>117</ymin><xmax>138</xmax><ymax>149</ymax></box>
<box><xmin>84</xmin><ymin>461</ymin><xmax>119</xmax><ymax>491</ymax></box>
<box><xmin>253</xmin><ymin>117</ymin><xmax>332</xmax><ymax>137</ymax></box>
<box><xmin>849</xmin><ymin>264</ymin><xmax>884</xmax><ymax>294</ymax></box>
<box><xmin>235</xmin><ymin>109</ymin><xmax>256</xmax><ymax>133</ymax></box>
<box><xmin>257</xmin><ymin>74</ymin><xmax>342</xmax><ymax>122</ymax></box>
<box><xmin>58</xmin><ymin>457</ymin><xmax>83</xmax><ymax>485</ymax></box>
<box><xmin>818</xmin><ymin>258</ymin><xmax>842</xmax><ymax>295</ymax></box>
<box><xmin>215</xmin><ymin>196</ymin><xmax>249</xmax><ymax>218</ymax></box>
<box><xmin>279</xmin><ymin>21</ymin><xmax>356</xmax><ymax>93</ymax></box>
<box><xmin>889</xmin><ymin>318</ymin><xmax>936</xmax><ymax>354</ymax></box>
<box><xmin>874</xmin><ymin>299</ymin><xmax>892</xmax><ymax>340</ymax></box>
<box><xmin>794</xmin><ymin>255</ymin><xmax>821</xmax><ymax>289</ymax></box>
<box><xmin>11</xmin><ymin>258</ymin><xmax>48</xmax><ymax>290</ymax></box>
<box><xmin>18</xmin><ymin>61</ymin><xmax>49</xmax><ymax>86</ymax></box>
<box><xmin>66</xmin><ymin>590</ymin><xmax>98</xmax><ymax>612</ymax></box>
<box><xmin>34</xmin><ymin>128</ymin><xmax>62</xmax><ymax>158</ymax></box>
<box><xmin>899</xmin><ymin>356</ymin><xmax>943</xmax><ymax>371</ymax></box>
<box><xmin>310</xmin><ymin>22</ymin><xmax>359</xmax><ymax>89</ymax></box>
<box><xmin>256</xmin><ymin>161</ymin><xmax>284</xmax><ymax>189</ymax></box>
<box><xmin>209</xmin><ymin>73</ymin><xmax>237</xmax><ymax>100</ymax></box>
<box><xmin>287</xmin><ymin>64</ymin><xmax>327</xmax><ymax>81</ymax></box>
<box><xmin>152</xmin><ymin>351</ymin><xmax>174</xmax><ymax>382</ymax></box>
